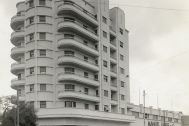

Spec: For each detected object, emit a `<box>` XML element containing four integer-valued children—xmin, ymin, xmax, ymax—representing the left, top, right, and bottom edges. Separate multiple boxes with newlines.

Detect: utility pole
<box><xmin>143</xmin><ymin>90</ymin><xmax>146</xmax><ymax>126</ymax></box>
<box><xmin>17</xmin><ymin>90</ymin><xmax>19</xmax><ymax>126</ymax></box>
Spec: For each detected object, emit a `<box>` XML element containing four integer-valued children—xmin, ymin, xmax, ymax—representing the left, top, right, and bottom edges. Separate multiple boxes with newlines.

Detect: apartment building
<box><xmin>10</xmin><ymin>0</ymin><xmax>133</xmax><ymax>125</ymax></box>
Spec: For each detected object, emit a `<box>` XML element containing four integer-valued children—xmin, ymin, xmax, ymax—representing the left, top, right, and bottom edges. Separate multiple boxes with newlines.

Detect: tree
<box><xmin>0</xmin><ymin>95</ymin><xmax>37</xmax><ymax>126</ymax></box>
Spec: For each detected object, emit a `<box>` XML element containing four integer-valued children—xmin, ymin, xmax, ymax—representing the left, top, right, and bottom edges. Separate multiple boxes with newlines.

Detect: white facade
<box><xmin>10</xmin><ymin>0</ymin><xmax>182</xmax><ymax>126</ymax></box>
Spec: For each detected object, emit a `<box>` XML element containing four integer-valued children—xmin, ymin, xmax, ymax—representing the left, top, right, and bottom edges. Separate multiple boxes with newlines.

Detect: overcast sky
<box><xmin>0</xmin><ymin>0</ymin><xmax>189</xmax><ymax>114</ymax></box>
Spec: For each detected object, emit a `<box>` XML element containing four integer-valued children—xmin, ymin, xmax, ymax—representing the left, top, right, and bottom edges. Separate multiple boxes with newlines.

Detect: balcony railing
<box><xmin>109</xmin><ymin>26</ymin><xmax>116</xmax><ymax>33</ymax></box>
<box><xmin>58</xmin><ymin>19</ymin><xmax>97</xmax><ymax>35</ymax></box>
<box><xmin>111</xmin><ymin>69</ymin><xmax>117</xmax><ymax>73</ymax></box>
<box><xmin>110</xmin><ymin>55</ymin><xmax>117</xmax><ymax>60</ymax></box>
<box><xmin>11</xmin><ymin>46</ymin><xmax>25</xmax><ymax>51</ymax></box>
<box><xmin>11</xmin><ymin>78</ymin><xmax>25</xmax><ymax>82</ymax></box>
<box><xmin>111</xmin><ymin>98</ymin><xmax>118</xmax><ymax>101</ymax></box>
<box><xmin>59</xmin><ymin>54</ymin><xmax>98</xmax><ymax>66</ymax></box>
<box><xmin>58</xmin><ymin>89</ymin><xmax>99</xmax><ymax>97</ymax></box>
<box><xmin>111</xmin><ymin>84</ymin><xmax>117</xmax><ymax>87</ymax></box>
<box><xmin>110</xmin><ymin>41</ymin><xmax>116</xmax><ymax>46</ymax></box>
<box><xmin>11</xmin><ymin>14</ymin><xmax>25</xmax><ymax>21</ymax></box>
<box><xmin>58</xmin><ymin>72</ymin><xmax>98</xmax><ymax>81</ymax></box>
<box><xmin>58</xmin><ymin>1</ymin><xmax>97</xmax><ymax>20</ymax></box>
<box><xmin>11</xmin><ymin>30</ymin><xmax>25</xmax><ymax>36</ymax></box>
<box><xmin>11</xmin><ymin>62</ymin><xmax>25</xmax><ymax>67</ymax></box>
<box><xmin>58</xmin><ymin>36</ymin><xmax>98</xmax><ymax>50</ymax></box>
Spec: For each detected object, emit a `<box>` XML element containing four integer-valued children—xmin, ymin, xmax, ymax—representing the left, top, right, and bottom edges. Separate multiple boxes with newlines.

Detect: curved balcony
<box><xmin>58</xmin><ymin>72</ymin><xmax>99</xmax><ymax>87</ymax></box>
<box><xmin>58</xmin><ymin>90</ymin><xmax>100</xmax><ymax>102</ymax></box>
<box><xmin>57</xmin><ymin>1</ymin><xmax>98</xmax><ymax>27</ymax></box>
<box><xmin>11</xmin><ymin>78</ymin><xmax>25</xmax><ymax>89</ymax></box>
<box><xmin>11</xmin><ymin>62</ymin><xmax>25</xmax><ymax>75</ymax></box>
<box><xmin>58</xmin><ymin>55</ymin><xmax>99</xmax><ymax>72</ymax></box>
<box><xmin>11</xmin><ymin>46</ymin><xmax>25</xmax><ymax>60</ymax></box>
<box><xmin>11</xmin><ymin>14</ymin><xmax>25</xmax><ymax>30</ymax></box>
<box><xmin>57</xmin><ymin>37</ymin><xmax>99</xmax><ymax>56</ymax></box>
<box><xmin>57</xmin><ymin>20</ymin><xmax>98</xmax><ymax>42</ymax></box>
<box><xmin>11</xmin><ymin>30</ymin><xmax>25</xmax><ymax>46</ymax></box>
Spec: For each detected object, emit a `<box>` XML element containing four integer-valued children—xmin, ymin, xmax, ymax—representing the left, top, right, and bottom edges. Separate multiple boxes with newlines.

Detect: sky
<box><xmin>0</xmin><ymin>0</ymin><xmax>189</xmax><ymax>114</ymax></box>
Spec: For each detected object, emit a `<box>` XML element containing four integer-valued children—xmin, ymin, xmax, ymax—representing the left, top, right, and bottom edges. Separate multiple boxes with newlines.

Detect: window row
<box><xmin>29</xmin><ymin>16</ymin><xmax>46</xmax><ymax>25</ymax></box>
<box><xmin>29</xmin><ymin>50</ymin><xmax>46</xmax><ymax>58</ymax></box>
<box><xmin>132</xmin><ymin>112</ymin><xmax>179</xmax><ymax>122</ymax></box>
<box><xmin>28</xmin><ymin>32</ymin><xmax>47</xmax><ymax>41</ymax></box>
<box><xmin>103</xmin><ymin>45</ymin><xmax>124</xmax><ymax>60</ymax></box>
<box><xmin>29</xmin><ymin>67</ymin><xmax>47</xmax><ymax>75</ymax></box>
<box><xmin>29</xmin><ymin>0</ymin><xmax>46</xmax><ymax>7</ymax></box>
<box><xmin>29</xmin><ymin>84</ymin><xmax>47</xmax><ymax>91</ymax></box>
<box><xmin>104</xmin><ymin>90</ymin><xmax>125</xmax><ymax>101</ymax></box>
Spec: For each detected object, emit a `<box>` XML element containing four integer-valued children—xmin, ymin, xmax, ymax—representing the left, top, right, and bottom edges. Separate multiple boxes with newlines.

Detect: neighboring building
<box><xmin>10</xmin><ymin>0</ymin><xmax>132</xmax><ymax>125</ymax></box>
<box><xmin>127</xmin><ymin>103</ymin><xmax>182</xmax><ymax>126</ymax></box>
<box><xmin>181</xmin><ymin>115</ymin><xmax>189</xmax><ymax>126</ymax></box>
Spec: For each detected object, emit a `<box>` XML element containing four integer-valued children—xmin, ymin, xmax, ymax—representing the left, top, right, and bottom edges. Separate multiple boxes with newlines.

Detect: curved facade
<box><xmin>10</xmin><ymin>0</ymin><xmax>134</xmax><ymax>126</ymax></box>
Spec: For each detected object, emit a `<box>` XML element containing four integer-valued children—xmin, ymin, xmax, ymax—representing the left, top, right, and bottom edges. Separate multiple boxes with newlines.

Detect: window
<box><xmin>84</xmin><ymin>88</ymin><xmax>88</xmax><ymax>94</ymax></box>
<box><xmin>30</xmin><ymin>50</ymin><xmax>34</xmax><ymax>58</ymax></box>
<box><xmin>40</xmin><ymin>67</ymin><xmax>46</xmax><ymax>74</ymax></box>
<box><xmin>64</xmin><ymin>34</ymin><xmax>74</xmax><ymax>38</ymax></box>
<box><xmin>65</xmin><ymin>101</ymin><xmax>76</xmax><ymax>107</ymax></box>
<box><xmin>121</xmin><ymin>81</ymin><xmax>124</xmax><ymax>87</ymax></box>
<box><xmin>104</xmin><ymin>105</ymin><xmax>109</xmax><ymax>112</ymax></box>
<box><xmin>29</xmin><ymin>101</ymin><xmax>34</xmax><ymax>107</ymax></box>
<box><xmin>153</xmin><ymin>115</ymin><xmax>158</xmax><ymax>120</ymax></box>
<box><xmin>30</xmin><ymin>67</ymin><xmax>34</xmax><ymax>75</ymax></box>
<box><xmin>104</xmin><ymin>90</ymin><xmax>108</xmax><ymax>97</ymax></box>
<box><xmin>29</xmin><ymin>17</ymin><xmax>34</xmax><ymax>24</ymax></box>
<box><xmin>39</xmin><ymin>16</ymin><xmax>46</xmax><ymax>22</ymax></box>
<box><xmin>40</xmin><ymin>101</ymin><xmax>46</xmax><ymax>108</ymax></box>
<box><xmin>18</xmin><ymin>74</ymin><xmax>21</xmax><ymax>80</ymax></box>
<box><xmin>29</xmin><ymin>0</ymin><xmax>34</xmax><ymax>7</ymax></box>
<box><xmin>121</xmin><ymin>108</ymin><xmax>125</xmax><ymax>114</ymax></box>
<box><xmin>65</xmin><ymin>51</ymin><xmax>74</xmax><ymax>56</ymax></box>
<box><xmin>65</xmin><ymin>67</ymin><xmax>74</xmax><ymax>74</ymax></box>
<box><xmin>30</xmin><ymin>34</ymin><xmax>34</xmax><ymax>41</ymax></box>
<box><xmin>102</xmin><ymin>16</ymin><xmax>107</xmax><ymax>24</ymax></box>
<box><xmin>103</xmin><ymin>31</ymin><xmax>107</xmax><ymax>38</ymax></box>
<box><xmin>121</xmin><ymin>94</ymin><xmax>125</xmax><ymax>100</ymax></box>
<box><xmin>120</xmin><ymin>68</ymin><xmax>124</xmax><ymax>74</ymax></box>
<box><xmin>120</xmin><ymin>41</ymin><xmax>123</xmax><ymax>48</ymax></box>
<box><xmin>120</xmin><ymin>54</ymin><xmax>124</xmax><ymax>61</ymax></box>
<box><xmin>94</xmin><ymin>75</ymin><xmax>98</xmax><ymax>80</ymax></box>
<box><xmin>30</xmin><ymin>84</ymin><xmax>34</xmax><ymax>91</ymax></box>
<box><xmin>174</xmin><ymin>118</ymin><xmax>178</xmax><ymax>123</ymax></box>
<box><xmin>18</xmin><ymin>89</ymin><xmax>21</xmax><ymax>96</ymax></box>
<box><xmin>39</xmin><ymin>0</ymin><xmax>45</xmax><ymax>5</ymax></box>
<box><xmin>40</xmin><ymin>50</ymin><xmax>46</xmax><ymax>57</ymax></box>
<box><xmin>95</xmin><ymin>60</ymin><xmax>98</xmax><ymax>65</ymax></box>
<box><xmin>132</xmin><ymin>112</ymin><xmax>139</xmax><ymax>118</ymax></box>
<box><xmin>65</xmin><ymin>84</ymin><xmax>75</xmax><ymax>91</ymax></box>
<box><xmin>85</xmin><ymin>104</ymin><xmax>89</xmax><ymax>109</ymax></box>
<box><xmin>96</xmin><ymin>90</ymin><xmax>99</xmax><ymax>96</ymax></box>
<box><xmin>84</xmin><ymin>40</ymin><xmax>88</xmax><ymax>45</ymax></box>
<box><xmin>84</xmin><ymin>56</ymin><xmax>88</xmax><ymax>62</ymax></box>
<box><xmin>103</xmin><ymin>45</ymin><xmax>107</xmax><ymax>53</ymax></box>
<box><xmin>39</xmin><ymin>33</ymin><xmax>46</xmax><ymax>40</ymax></box>
<box><xmin>40</xmin><ymin>84</ymin><xmax>46</xmax><ymax>91</ymax></box>
<box><xmin>84</xmin><ymin>72</ymin><xmax>88</xmax><ymax>78</ymax></box>
<box><xmin>95</xmin><ymin>105</ymin><xmax>99</xmax><ymax>110</ymax></box>
<box><xmin>168</xmin><ymin>117</ymin><xmax>172</xmax><ymax>122</ymax></box>
<box><xmin>103</xmin><ymin>75</ymin><xmax>108</xmax><ymax>82</ymax></box>
<box><xmin>103</xmin><ymin>60</ymin><xmax>107</xmax><ymax>67</ymax></box>
<box><xmin>120</xmin><ymin>28</ymin><xmax>123</xmax><ymax>35</ymax></box>
<box><xmin>145</xmin><ymin>113</ymin><xmax>149</xmax><ymax>119</ymax></box>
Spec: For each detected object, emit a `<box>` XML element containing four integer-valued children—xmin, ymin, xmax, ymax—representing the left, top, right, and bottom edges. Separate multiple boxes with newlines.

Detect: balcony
<box><xmin>58</xmin><ymin>72</ymin><xmax>99</xmax><ymax>87</ymax></box>
<box><xmin>11</xmin><ymin>46</ymin><xmax>25</xmax><ymax>60</ymax></box>
<box><xmin>58</xmin><ymin>90</ymin><xmax>100</xmax><ymax>102</ymax></box>
<box><xmin>11</xmin><ymin>30</ymin><xmax>25</xmax><ymax>46</ymax></box>
<box><xmin>58</xmin><ymin>55</ymin><xmax>99</xmax><ymax>72</ymax></box>
<box><xmin>11</xmin><ymin>14</ymin><xmax>25</xmax><ymax>30</ymax></box>
<box><xmin>11</xmin><ymin>62</ymin><xmax>25</xmax><ymax>75</ymax></box>
<box><xmin>111</xmin><ymin>84</ymin><xmax>117</xmax><ymax>91</ymax></box>
<box><xmin>57</xmin><ymin>20</ymin><xmax>98</xmax><ymax>42</ymax></box>
<box><xmin>109</xmin><ymin>26</ymin><xmax>116</xmax><ymax>36</ymax></box>
<box><xmin>37</xmin><ymin>108</ymin><xmax>135</xmax><ymax>123</ymax></box>
<box><xmin>57</xmin><ymin>37</ymin><xmax>99</xmax><ymax>56</ymax></box>
<box><xmin>11</xmin><ymin>78</ymin><xmax>25</xmax><ymax>89</ymax></box>
<box><xmin>57</xmin><ymin>1</ymin><xmax>98</xmax><ymax>27</ymax></box>
<box><xmin>111</xmin><ymin>98</ymin><xmax>118</xmax><ymax>105</ymax></box>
